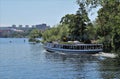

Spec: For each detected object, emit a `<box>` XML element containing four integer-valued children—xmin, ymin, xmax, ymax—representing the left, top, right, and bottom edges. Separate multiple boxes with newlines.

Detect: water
<box><xmin>0</xmin><ymin>38</ymin><xmax>120</xmax><ymax>79</ymax></box>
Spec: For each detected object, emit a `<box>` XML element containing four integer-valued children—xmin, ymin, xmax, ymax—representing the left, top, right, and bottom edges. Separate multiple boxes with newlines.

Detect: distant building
<box><xmin>18</xmin><ymin>25</ymin><xmax>23</xmax><ymax>28</ymax></box>
<box><xmin>11</xmin><ymin>29</ymin><xmax>24</xmax><ymax>32</ymax></box>
<box><xmin>0</xmin><ymin>27</ymin><xmax>11</xmax><ymax>37</ymax></box>
<box><xmin>25</xmin><ymin>25</ymin><xmax>29</xmax><ymax>28</ymax></box>
<box><xmin>32</xmin><ymin>25</ymin><xmax>35</xmax><ymax>28</ymax></box>
<box><xmin>0</xmin><ymin>27</ymin><xmax>11</xmax><ymax>32</ymax></box>
<box><xmin>35</xmin><ymin>23</ymin><xmax>50</xmax><ymax>31</ymax></box>
<box><xmin>12</xmin><ymin>24</ymin><xmax>16</xmax><ymax>28</ymax></box>
<box><xmin>0</xmin><ymin>23</ymin><xmax>50</xmax><ymax>37</ymax></box>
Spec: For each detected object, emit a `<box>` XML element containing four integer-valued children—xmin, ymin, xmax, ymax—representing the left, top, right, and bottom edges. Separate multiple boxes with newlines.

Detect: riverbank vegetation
<box><xmin>29</xmin><ymin>29</ymin><xmax>42</xmax><ymax>43</ymax></box>
<box><xmin>29</xmin><ymin>0</ymin><xmax>120</xmax><ymax>56</ymax></box>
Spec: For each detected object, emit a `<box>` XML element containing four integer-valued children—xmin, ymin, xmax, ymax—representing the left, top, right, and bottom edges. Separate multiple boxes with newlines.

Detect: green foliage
<box><xmin>85</xmin><ymin>22</ymin><xmax>97</xmax><ymax>40</ymax></box>
<box><xmin>42</xmin><ymin>24</ymin><xmax>69</xmax><ymax>42</ymax></box>
<box><xmin>29</xmin><ymin>29</ymin><xmax>42</xmax><ymax>42</ymax></box>
<box><xmin>96</xmin><ymin>0</ymin><xmax>120</xmax><ymax>52</ymax></box>
<box><xmin>60</xmin><ymin>3</ymin><xmax>91</xmax><ymax>42</ymax></box>
<box><xmin>113</xmin><ymin>31</ymin><xmax>120</xmax><ymax>51</ymax></box>
<box><xmin>77</xmin><ymin>0</ymin><xmax>120</xmax><ymax>9</ymax></box>
<box><xmin>77</xmin><ymin>0</ymin><xmax>120</xmax><ymax>53</ymax></box>
<box><xmin>29</xmin><ymin>29</ymin><xmax>42</xmax><ymax>38</ymax></box>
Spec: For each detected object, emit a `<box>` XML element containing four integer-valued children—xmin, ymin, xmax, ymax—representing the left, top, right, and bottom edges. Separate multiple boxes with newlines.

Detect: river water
<box><xmin>0</xmin><ymin>38</ymin><xmax>120</xmax><ymax>79</ymax></box>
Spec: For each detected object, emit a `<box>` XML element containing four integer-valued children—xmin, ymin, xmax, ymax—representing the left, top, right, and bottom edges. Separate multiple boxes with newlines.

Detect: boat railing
<box><xmin>46</xmin><ymin>43</ymin><xmax>103</xmax><ymax>50</ymax></box>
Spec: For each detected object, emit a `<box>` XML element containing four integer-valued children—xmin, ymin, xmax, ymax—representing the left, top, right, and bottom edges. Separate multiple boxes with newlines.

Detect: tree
<box><xmin>29</xmin><ymin>29</ymin><xmax>42</xmax><ymax>42</ymax></box>
<box><xmin>96</xmin><ymin>1</ymin><xmax>120</xmax><ymax>52</ymax></box>
<box><xmin>42</xmin><ymin>24</ymin><xmax>69</xmax><ymax>42</ymax></box>
<box><xmin>76</xmin><ymin>0</ymin><xmax>120</xmax><ymax>52</ymax></box>
<box><xmin>60</xmin><ymin>3</ymin><xmax>91</xmax><ymax>42</ymax></box>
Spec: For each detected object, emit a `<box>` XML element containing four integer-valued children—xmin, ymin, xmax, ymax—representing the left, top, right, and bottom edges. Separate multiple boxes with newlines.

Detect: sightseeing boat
<box><xmin>44</xmin><ymin>43</ymin><xmax>103</xmax><ymax>54</ymax></box>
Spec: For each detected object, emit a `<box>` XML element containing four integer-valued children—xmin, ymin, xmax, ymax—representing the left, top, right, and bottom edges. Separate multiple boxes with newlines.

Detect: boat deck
<box><xmin>44</xmin><ymin>43</ymin><xmax>103</xmax><ymax>54</ymax></box>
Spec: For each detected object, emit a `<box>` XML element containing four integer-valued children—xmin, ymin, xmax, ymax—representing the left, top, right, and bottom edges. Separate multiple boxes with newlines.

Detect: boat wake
<box><xmin>93</xmin><ymin>52</ymin><xmax>117</xmax><ymax>58</ymax></box>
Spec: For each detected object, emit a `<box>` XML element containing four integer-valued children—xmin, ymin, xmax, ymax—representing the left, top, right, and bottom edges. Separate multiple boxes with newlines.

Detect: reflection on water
<box><xmin>99</xmin><ymin>58</ymin><xmax>120</xmax><ymax>79</ymax></box>
<box><xmin>0</xmin><ymin>38</ymin><xmax>120</xmax><ymax>79</ymax></box>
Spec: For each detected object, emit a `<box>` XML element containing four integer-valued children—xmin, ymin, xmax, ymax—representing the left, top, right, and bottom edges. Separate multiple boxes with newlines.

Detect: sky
<box><xmin>0</xmin><ymin>0</ymin><xmax>99</xmax><ymax>27</ymax></box>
